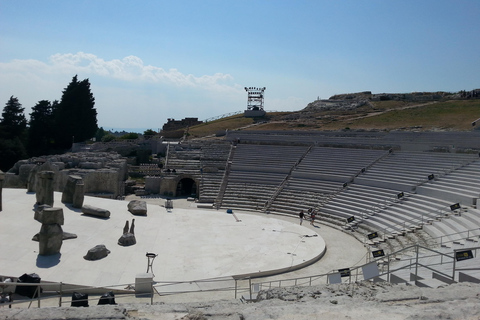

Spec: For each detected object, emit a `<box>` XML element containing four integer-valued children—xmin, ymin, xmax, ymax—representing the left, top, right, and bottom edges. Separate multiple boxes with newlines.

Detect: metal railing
<box><xmin>3</xmin><ymin>243</ymin><xmax>479</xmax><ymax>309</ymax></box>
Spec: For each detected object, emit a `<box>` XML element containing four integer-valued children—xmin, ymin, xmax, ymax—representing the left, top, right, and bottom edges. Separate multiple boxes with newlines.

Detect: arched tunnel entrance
<box><xmin>176</xmin><ymin>178</ymin><xmax>197</xmax><ymax>197</ymax></box>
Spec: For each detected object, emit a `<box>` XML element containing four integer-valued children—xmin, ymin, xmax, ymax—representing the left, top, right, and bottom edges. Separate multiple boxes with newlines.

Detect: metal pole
<box><xmin>387</xmin><ymin>259</ymin><xmax>390</xmax><ymax>283</ymax></box>
<box><xmin>452</xmin><ymin>251</ymin><xmax>457</xmax><ymax>281</ymax></box>
<box><xmin>150</xmin><ymin>280</ymin><xmax>154</xmax><ymax>305</ymax></box>
<box><xmin>249</xmin><ymin>278</ymin><xmax>252</xmax><ymax>300</ymax></box>
<box><xmin>59</xmin><ymin>282</ymin><xmax>63</xmax><ymax>307</ymax></box>
<box><xmin>234</xmin><ymin>279</ymin><xmax>237</xmax><ymax>299</ymax></box>
<box><xmin>37</xmin><ymin>285</ymin><xmax>41</xmax><ymax>308</ymax></box>
<box><xmin>415</xmin><ymin>245</ymin><xmax>419</xmax><ymax>281</ymax></box>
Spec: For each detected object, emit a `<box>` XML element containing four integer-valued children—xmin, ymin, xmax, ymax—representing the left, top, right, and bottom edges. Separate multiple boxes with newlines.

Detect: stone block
<box><xmin>118</xmin><ymin>233</ymin><xmax>136</xmax><ymax>246</ymax></box>
<box><xmin>33</xmin><ymin>204</ymin><xmax>51</xmax><ymax>222</ymax></box>
<box><xmin>79</xmin><ymin>162</ymin><xmax>102</xmax><ymax>169</ymax></box>
<box><xmin>38</xmin><ymin>224</ymin><xmax>63</xmax><ymax>255</ymax></box>
<box><xmin>36</xmin><ymin>170</ymin><xmax>55</xmax><ymax>206</ymax></box>
<box><xmin>62</xmin><ymin>175</ymin><xmax>83</xmax><ymax>204</ymax></box>
<box><xmin>82</xmin><ymin>205</ymin><xmax>110</xmax><ymax>218</ymax></box>
<box><xmin>38</xmin><ymin>207</ymin><xmax>64</xmax><ymax>225</ymax></box>
<box><xmin>72</xmin><ymin>182</ymin><xmax>85</xmax><ymax>208</ymax></box>
<box><xmin>84</xmin><ymin>244</ymin><xmax>110</xmax><ymax>260</ymax></box>
<box><xmin>128</xmin><ymin>200</ymin><xmax>147</xmax><ymax>215</ymax></box>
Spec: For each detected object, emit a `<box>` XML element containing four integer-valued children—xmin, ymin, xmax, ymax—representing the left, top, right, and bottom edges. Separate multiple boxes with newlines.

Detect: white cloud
<box><xmin>0</xmin><ymin>52</ymin><xmax>240</xmax><ymax>93</ymax></box>
<box><xmin>41</xmin><ymin>52</ymin><xmax>238</xmax><ymax>91</ymax></box>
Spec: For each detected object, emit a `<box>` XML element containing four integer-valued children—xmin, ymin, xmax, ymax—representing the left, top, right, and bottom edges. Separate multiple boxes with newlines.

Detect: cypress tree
<box><xmin>28</xmin><ymin>100</ymin><xmax>56</xmax><ymax>156</ymax></box>
<box><xmin>0</xmin><ymin>96</ymin><xmax>27</xmax><ymax>140</ymax></box>
<box><xmin>54</xmin><ymin>75</ymin><xmax>98</xmax><ymax>148</ymax></box>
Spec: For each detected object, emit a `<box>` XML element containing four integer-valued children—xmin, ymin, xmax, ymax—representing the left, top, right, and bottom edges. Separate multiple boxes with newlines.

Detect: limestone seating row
<box><xmin>268</xmin><ymin>191</ymin><xmax>332</xmax><ymax>215</ymax></box>
<box><xmin>420</xmin><ymin>179</ymin><xmax>479</xmax><ymax>197</ymax></box>
<box><xmin>320</xmin><ymin>186</ymin><xmax>443</xmax><ymax>235</ymax></box>
<box><xmin>362</xmin><ymin>152</ymin><xmax>474</xmax><ymax>175</ymax></box>
<box><xmin>422</xmin><ymin>209</ymin><xmax>480</xmax><ymax>246</ymax></box>
<box><xmin>291</xmin><ymin>171</ymin><xmax>353</xmax><ymax>183</ymax></box>
<box><xmin>227</xmin><ymin>171</ymin><xmax>286</xmax><ymax>185</ymax></box>
<box><xmin>231</xmin><ymin>145</ymin><xmax>307</xmax><ymax>166</ymax></box>
<box><xmin>343</xmin><ymin>188</ymin><xmax>451</xmax><ymax>231</ymax></box>
<box><xmin>416</xmin><ymin>184</ymin><xmax>478</xmax><ymax>206</ymax></box>
<box><xmin>369</xmin><ymin>197</ymin><xmax>451</xmax><ymax>230</ymax></box>
<box><xmin>298</xmin><ymin>147</ymin><xmax>385</xmax><ymax>165</ymax></box>
<box><xmin>423</xmin><ymin>222</ymin><xmax>466</xmax><ymax>246</ymax></box>
<box><xmin>282</xmin><ymin>178</ymin><xmax>342</xmax><ymax>193</ymax></box>
<box><xmin>221</xmin><ymin>183</ymin><xmax>274</xmax><ymax>211</ymax></box>
<box><xmin>294</xmin><ymin>151</ymin><xmax>385</xmax><ymax>176</ymax></box>
<box><xmin>228</xmin><ymin>130</ymin><xmax>480</xmax><ymax>150</ymax></box>
<box><xmin>230</xmin><ymin>164</ymin><xmax>292</xmax><ymax>174</ymax></box>
<box><xmin>440</xmin><ymin>217</ymin><xmax>480</xmax><ymax>241</ymax></box>
<box><xmin>199</xmin><ymin>173</ymin><xmax>224</xmax><ymax>202</ymax></box>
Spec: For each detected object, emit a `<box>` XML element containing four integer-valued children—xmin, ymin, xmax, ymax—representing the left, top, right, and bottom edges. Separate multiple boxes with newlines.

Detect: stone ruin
<box><xmin>127</xmin><ymin>200</ymin><xmax>147</xmax><ymax>215</ymax></box>
<box><xmin>118</xmin><ymin>219</ymin><xmax>136</xmax><ymax>246</ymax></box>
<box><xmin>35</xmin><ymin>171</ymin><xmax>55</xmax><ymax>206</ymax></box>
<box><xmin>4</xmin><ymin>152</ymin><xmax>128</xmax><ymax>199</ymax></box>
<box><xmin>62</xmin><ymin>175</ymin><xmax>84</xmax><ymax>208</ymax></box>
<box><xmin>36</xmin><ymin>207</ymin><xmax>64</xmax><ymax>255</ymax></box>
<box><xmin>81</xmin><ymin>205</ymin><xmax>111</xmax><ymax>218</ymax></box>
<box><xmin>84</xmin><ymin>245</ymin><xmax>110</xmax><ymax>261</ymax></box>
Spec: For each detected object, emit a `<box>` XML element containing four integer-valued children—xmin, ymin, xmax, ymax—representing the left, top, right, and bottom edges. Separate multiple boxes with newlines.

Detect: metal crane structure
<box><xmin>244</xmin><ymin>86</ymin><xmax>266</xmax><ymax>117</ymax></box>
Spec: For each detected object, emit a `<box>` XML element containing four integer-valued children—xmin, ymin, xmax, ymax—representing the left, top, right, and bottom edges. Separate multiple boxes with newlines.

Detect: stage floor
<box><xmin>0</xmin><ymin>189</ymin><xmax>326</xmax><ymax>289</ymax></box>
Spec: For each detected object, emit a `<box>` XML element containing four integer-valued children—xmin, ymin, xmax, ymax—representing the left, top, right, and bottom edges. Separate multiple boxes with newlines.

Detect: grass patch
<box><xmin>339</xmin><ymin>100</ymin><xmax>480</xmax><ymax>130</ymax></box>
<box><xmin>188</xmin><ymin>115</ymin><xmax>255</xmax><ymax>137</ymax></box>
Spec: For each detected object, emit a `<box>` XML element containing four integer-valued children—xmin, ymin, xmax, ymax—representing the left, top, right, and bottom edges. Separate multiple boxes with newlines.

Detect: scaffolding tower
<box><xmin>244</xmin><ymin>87</ymin><xmax>266</xmax><ymax>117</ymax></box>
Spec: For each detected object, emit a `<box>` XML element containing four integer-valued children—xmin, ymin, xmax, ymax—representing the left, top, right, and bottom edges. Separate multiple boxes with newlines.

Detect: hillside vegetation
<box><xmin>186</xmin><ymin>99</ymin><xmax>480</xmax><ymax>139</ymax></box>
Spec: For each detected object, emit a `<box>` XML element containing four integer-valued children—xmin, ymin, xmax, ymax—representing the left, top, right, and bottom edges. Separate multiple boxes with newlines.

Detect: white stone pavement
<box><xmin>0</xmin><ymin>189</ymin><xmax>367</xmax><ymax>304</ymax></box>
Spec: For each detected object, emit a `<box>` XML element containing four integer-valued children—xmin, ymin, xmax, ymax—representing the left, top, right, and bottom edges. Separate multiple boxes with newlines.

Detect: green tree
<box><xmin>0</xmin><ymin>96</ymin><xmax>27</xmax><ymax>140</ymax></box>
<box><xmin>119</xmin><ymin>132</ymin><xmax>139</xmax><ymax>140</ymax></box>
<box><xmin>54</xmin><ymin>75</ymin><xmax>98</xmax><ymax>148</ymax></box>
<box><xmin>0</xmin><ymin>96</ymin><xmax>27</xmax><ymax>171</ymax></box>
<box><xmin>95</xmin><ymin>127</ymin><xmax>107</xmax><ymax>142</ymax></box>
<box><xmin>28</xmin><ymin>100</ymin><xmax>56</xmax><ymax>156</ymax></box>
<box><xmin>0</xmin><ymin>137</ymin><xmax>28</xmax><ymax>171</ymax></box>
<box><xmin>143</xmin><ymin>129</ymin><xmax>157</xmax><ymax>136</ymax></box>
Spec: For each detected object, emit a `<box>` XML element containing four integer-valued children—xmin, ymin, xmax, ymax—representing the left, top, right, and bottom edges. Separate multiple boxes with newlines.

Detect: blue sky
<box><xmin>1</xmin><ymin>1</ymin><xmax>479</xmax><ymax>132</ymax></box>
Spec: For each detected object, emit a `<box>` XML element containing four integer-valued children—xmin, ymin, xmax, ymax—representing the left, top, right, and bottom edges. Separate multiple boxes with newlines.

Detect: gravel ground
<box><xmin>2</xmin><ymin>281</ymin><xmax>480</xmax><ymax>319</ymax></box>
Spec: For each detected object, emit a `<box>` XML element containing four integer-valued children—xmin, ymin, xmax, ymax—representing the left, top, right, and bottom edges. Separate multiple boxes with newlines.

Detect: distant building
<box><xmin>162</xmin><ymin>118</ymin><xmax>203</xmax><ymax>132</ymax></box>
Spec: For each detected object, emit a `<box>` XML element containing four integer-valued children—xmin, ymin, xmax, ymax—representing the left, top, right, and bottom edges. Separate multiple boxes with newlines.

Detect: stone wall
<box><xmin>4</xmin><ymin>152</ymin><xmax>128</xmax><ymax>198</ymax></box>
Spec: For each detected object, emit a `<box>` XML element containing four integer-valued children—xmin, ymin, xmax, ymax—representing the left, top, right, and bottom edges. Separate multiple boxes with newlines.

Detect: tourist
<box><xmin>310</xmin><ymin>210</ymin><xmax>316</xmax><ymax>226</ymax></box>
<box><xmin>299</xmin><ymin>210</ymin><xmax>304</xmax><ymax>225</ymax></box>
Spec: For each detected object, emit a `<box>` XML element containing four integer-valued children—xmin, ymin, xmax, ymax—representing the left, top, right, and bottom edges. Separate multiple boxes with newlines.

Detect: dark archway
<box><xmin>176</xmin><ymin>178</ymin><xmax>197</xmax><ymax>197</ymax></box>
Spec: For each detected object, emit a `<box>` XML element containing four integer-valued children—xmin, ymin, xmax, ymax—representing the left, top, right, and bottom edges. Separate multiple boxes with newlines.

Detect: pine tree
<box><xmin>28</xmin><ymin>100</ymin><xmax>56</xmax><ymax>156</ymax></box>
<box><xmin>0</xmin><ymin>96</ymin><xmax>27</xmax><ymax>139</ymax></box>
<box><xmin>54</xmin><ymin>75</ymin><xmax>98</xmax><ymax>148</ymax></box>
<box><xmin>0</xmin><ymin>96</ymin><xmax>27</xmax><ymax>170</ymax></box>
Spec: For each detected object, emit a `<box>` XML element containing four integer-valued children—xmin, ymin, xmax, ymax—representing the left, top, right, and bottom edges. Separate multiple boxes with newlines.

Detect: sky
<box><xmin>1</xmin><ymin>1</ymin><xmax>479</xmax><ymax>132</ymax></box>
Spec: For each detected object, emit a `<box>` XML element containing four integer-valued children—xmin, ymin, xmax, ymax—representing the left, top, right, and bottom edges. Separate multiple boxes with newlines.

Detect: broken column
<box><xmin>0</xmin><ymin>170</ymin><xmax>4</xmax><ymax>211</ymax></box>
<box><xmin>62</xmin><ymin>175</ymin><xmax>83</xmax><ymax>204</ymax></box>
<box><xmin>38</xmin><ymin>207</ymin><xmax>64</xmax><ymax>255</ymax></box>
<box><xmin>72</xmin><ymin>181</ymin><xmax>85</xmax><ymax>208</ymax></box>
<box><xmin>36</xmin><ymin>171</ymin><xmax>55</xmax><ymax>206</ymax></box>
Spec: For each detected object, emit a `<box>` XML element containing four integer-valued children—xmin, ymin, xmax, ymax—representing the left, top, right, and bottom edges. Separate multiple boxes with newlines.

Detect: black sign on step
<box><xmin>455</xmin><ymin>250</ymin><xmax>473</xmax><ymax>262</ymax></box>
<box><xmin>338</xmin><ymin>268</ymin><xmax>350</xmax><ymax>277</ymax></box>
<box><xmin>368</xmin><ymin>232</ymin><xmax>379</xmax><ymax>240</ymax></box>
<box><xmin>450</xmin><ymin>203</ymin><xmax>461</xmax><ymax>211</ymax></box>
<box><xmin>347</xmin><ymin>216</ymin><xmax>355</xmax><ymax>223</ymax></box>
<box><xmin>372</xmin><ymin>249</ymin><xmax>385</xmax><ymax>258</ymax></box>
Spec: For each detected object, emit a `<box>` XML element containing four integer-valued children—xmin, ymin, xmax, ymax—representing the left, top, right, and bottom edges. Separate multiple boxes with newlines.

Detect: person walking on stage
<box><xmin>299</xmin><ymin>210</ymin><xmax>304</xmax><ymax>225</ymax></box>
<box><xmin>310</xmin><ymin>209</ymin><xmax>316</xmax><ymax>226</ymax></box>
